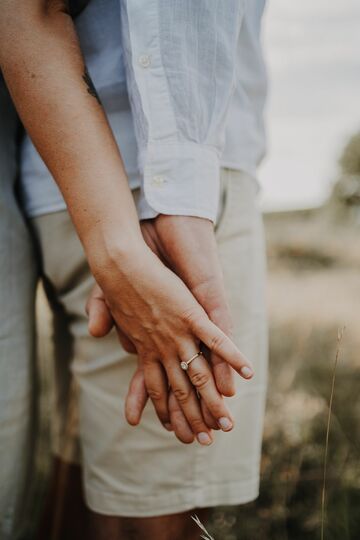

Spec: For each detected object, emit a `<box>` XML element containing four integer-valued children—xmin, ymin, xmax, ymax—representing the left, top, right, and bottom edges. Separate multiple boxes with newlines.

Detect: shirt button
<box><xmin>138</xmin><ymin>54</ymin><xmax>151</xmax><ymax>68</ymax></box>
<box><xmin>152</xmin><ymin>175</ymin><xmax>165</xmax><ymax>186</ymax></box>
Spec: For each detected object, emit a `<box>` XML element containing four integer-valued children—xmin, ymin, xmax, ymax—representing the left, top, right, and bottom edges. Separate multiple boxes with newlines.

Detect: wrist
<box><xmin>84</xmin><ymin>225</ymin><xmax>146</xmax><ymax>280</ymax></box>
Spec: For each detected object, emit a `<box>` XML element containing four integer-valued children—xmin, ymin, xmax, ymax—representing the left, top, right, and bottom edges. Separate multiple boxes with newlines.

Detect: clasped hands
<box><xmin>86</xmin><ymin>215</ymin><xmax>254</xmax><ymax>446</ymax></box>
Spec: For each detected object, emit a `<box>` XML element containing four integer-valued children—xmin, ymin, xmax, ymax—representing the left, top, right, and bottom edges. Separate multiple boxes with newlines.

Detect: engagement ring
<box><xmin>180</xmin><ymin>351</ymin><xmax>203</xmax><ymax>371</ymax></box>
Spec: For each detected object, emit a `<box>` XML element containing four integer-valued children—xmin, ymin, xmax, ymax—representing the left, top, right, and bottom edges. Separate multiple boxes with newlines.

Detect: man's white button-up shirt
<box><xmin>20</xmin><ymin>0</ymin><xmax>267</xmax><ymax>223</ymax></box>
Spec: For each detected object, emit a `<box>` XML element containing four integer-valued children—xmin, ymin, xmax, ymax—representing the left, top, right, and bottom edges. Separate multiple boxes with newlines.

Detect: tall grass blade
<box><xmin>321</xmin><ymin>327</ymin><xmax>344</xmax><ymax>540</ymax></box>
<box><xmin>191</xmin><ymin>514</ymin><xmax>215</xmax><ymax>540</ymax></box>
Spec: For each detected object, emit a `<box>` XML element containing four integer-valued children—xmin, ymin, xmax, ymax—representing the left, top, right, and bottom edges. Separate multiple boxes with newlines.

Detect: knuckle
<box><xmin>189</xmin><ymin>371</ymin><xmax>210</xmax><ymax>390</ymax></box>
<box><xmin>157</xmin><ymin>345</ymin><xmax>176</xmax><ymax>362</ymax></box>
<box><xmin>211</xmin><ymin>403</ymin><xmax>226</xmax><ymax>418</ymax></box>
<box><xmin>141</xmin><ymin>351</ymin><xmax>156</xmax><ymax>365</ymax></box>
<box><xmin>210</xmin><ymin>333</ymin><xmax>226</xmax><ymax>352</ymax></box>
<box><xmin>175</xmin><ymin>431</ymin><xmax>195</xmax><ymax>445</ymax></box>
<box><xmin>147</xmin><ymin>388</ymin><xmax>163</xmax><ymax>402</ymax></box>
<box><xmin>223</xmin><ymin>385</ymin><xmax>236</xmax><ymax>398</ymax></box>
<box><xmin>181</xmin><ymin>307</ymin><xmax>204</xmax><ymax>329</ymax></box>
<box><xmin>173</xmin><ymin>387</ymin><xmax>191</xmax><ymax>404</ymax></box>
<box><xmin>221</xmin><ymin>319</ymin><xmax>234</xmax><ymax>339</ymax></box>
<box><xmin>190</xmin><ymin>417</ymin><xmax>206</xmax><ymax>431</ymax></box>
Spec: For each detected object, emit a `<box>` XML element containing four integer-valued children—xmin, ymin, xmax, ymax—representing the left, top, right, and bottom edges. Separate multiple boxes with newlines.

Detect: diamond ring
<box><xmin>180</xmin><ymin>351</ymin><xmax>203</xmax><ymax>371</ymax></box>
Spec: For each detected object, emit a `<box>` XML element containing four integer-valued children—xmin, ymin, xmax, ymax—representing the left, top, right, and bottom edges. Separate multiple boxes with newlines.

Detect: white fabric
<box><xmin>20</xmin><ymin>0</ymin><xmax>267</xmax><ymax>222</ymax></box>
<box><xmin>30</xmin><ymin>169</ymin><xmax>268</xmax><ymax>517</ymax></box>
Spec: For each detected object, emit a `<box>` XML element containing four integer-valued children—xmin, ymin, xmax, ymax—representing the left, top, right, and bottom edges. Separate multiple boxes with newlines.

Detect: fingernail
<box><xmin>241</xmin><ymin>366</ymin><xmax>253</xmax><ymax>379</ymax></box>
<box><xmin>197</xmin><ymin>432</ymin><xmax>212</xmax><ymax>446</ymax></box>
<box><xmin>164</xmin><ymin>423</ymin><xmax>173</xmax><ymax>431</ymax></box>
<box><xmin>218</xmin><ymin>417</ymin><xmax>233</xmax><ymax>431</ymax></box>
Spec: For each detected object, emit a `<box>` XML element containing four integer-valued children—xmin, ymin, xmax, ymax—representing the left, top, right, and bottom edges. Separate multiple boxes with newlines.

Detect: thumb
<box><xmin>116</xmin><ymin>327</ymin><xmax>137</xmax><ymax>354</ymax></box>
<box><xmin>86</xmin><ymin>283</ymin><xmax>114</xmax><ymax>338</ymax></box>
<box><xmin>125</xmin><ymin>367</ymin><xmax>149</xmax><ymax>426</ymax></box>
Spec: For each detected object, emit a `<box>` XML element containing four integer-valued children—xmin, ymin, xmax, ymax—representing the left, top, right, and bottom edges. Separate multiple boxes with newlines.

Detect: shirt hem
<box><xmin>26</xmin><ymin>202</ymin><xmax>67</xmax><ymax>219</ymax></box>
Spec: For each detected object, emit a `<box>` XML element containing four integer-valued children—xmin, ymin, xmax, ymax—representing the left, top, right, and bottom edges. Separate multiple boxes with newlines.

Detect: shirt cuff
<box><xmin>136</xmin><ymin>141</ymin><xmax>221</xmax><ymax>222</ymax></box>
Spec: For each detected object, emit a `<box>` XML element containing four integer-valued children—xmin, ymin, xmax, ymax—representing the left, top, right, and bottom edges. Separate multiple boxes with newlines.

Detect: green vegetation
<box><xmin>331</xmin><ymin>132</ymin><xmax>360</xmax><ymax>216</ymax></box>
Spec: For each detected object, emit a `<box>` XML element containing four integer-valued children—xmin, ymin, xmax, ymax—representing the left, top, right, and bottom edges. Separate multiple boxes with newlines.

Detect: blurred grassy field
<box><xmin>209</xmin><ymin>207</ymin><xmax>360</xmax><ymax>540</ymax></box>
<box><xmin>26</xmin><ymin>205</ymin><xmax>360</xmax><ymax>540</ymax></box>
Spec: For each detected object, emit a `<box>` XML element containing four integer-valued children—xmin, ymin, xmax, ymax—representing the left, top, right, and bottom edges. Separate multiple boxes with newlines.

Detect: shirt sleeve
<box><xmin>120</xmin><ymin>0</ymin><xmax>245</xmax><ymax>221</ymax></box>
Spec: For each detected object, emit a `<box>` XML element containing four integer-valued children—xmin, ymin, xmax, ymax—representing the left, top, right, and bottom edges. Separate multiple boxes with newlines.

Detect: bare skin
<box><xmin>37</xmin><ymin>459</ymin><xmax>91</xmax><ymax>540</ymax></box>
<box><xmin>88</xmin><ymin>509</ymin><xmax>209</xmax><ymax>540</ymax></box>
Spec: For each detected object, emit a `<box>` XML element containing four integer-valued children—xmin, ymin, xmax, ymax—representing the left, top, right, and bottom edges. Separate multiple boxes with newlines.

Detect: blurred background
<box><xmin>24</xmin><ymin>1</ymin><xmax>360</xmax><ymax>539</ymax></box>
<box><xmin>209</xmin><ymin>1</ymin><xmax>360</xmax><ymax>538</ymax></box>
<box><xmin>259</xmin><ymin>0</ymin><xmax>360</xmax><ymax>212</ymax></box>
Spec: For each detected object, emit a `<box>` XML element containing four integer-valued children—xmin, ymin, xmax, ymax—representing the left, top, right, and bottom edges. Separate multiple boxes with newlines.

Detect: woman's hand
<box><xmin>87</xmin><ymin>236</ymin><xmax>253</xmax><ymax>445</ymax></box>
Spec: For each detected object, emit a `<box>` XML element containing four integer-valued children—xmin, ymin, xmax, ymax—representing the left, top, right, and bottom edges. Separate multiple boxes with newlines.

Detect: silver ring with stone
<box><xmin>180</xmin><ymin>351</ymin><xmax>203</xmax><ymax>371</ymax></box>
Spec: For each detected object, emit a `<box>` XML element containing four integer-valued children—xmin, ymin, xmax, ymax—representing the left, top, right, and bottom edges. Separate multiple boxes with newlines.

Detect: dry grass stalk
<box><xmin>320</xmin><ymin>327</ymin><xmax>345</xmax><ymax>540</ymax></box>
<box><xmin>191</xmin><ymin>514</ymin><xmax>215</xmax><ymax>540</ymax></box>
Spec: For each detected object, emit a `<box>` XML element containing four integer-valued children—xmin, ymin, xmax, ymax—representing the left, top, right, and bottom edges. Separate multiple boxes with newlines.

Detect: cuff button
<box><xmin>152</xmin><ymin>175</ymin><xmax>166</xmax><ymax>186</ymax></box>
<box><xmin>139</xmin><ymin>54</ymin><xmax>151</xmax><ymax>68</ymax></box>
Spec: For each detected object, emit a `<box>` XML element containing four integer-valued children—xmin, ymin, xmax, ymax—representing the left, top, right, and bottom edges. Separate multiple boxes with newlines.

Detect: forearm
<box><xmin>0</xmin><ymin>1</ymin><xmax>142</xmax><ymax>268</ymax></box>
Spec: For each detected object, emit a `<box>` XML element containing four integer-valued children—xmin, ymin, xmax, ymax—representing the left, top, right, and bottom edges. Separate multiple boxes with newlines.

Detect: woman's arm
<box><xmin>0</xmin><ymin>0</ymin><xmax>140</xmax><ymax>254</ymax></box>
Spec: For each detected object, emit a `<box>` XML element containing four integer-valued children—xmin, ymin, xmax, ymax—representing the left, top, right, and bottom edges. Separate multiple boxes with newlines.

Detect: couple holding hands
<box><xmin>0</xmin><ymin>0</ymin><xmax>268</xmax><ymax>538</ymax></box>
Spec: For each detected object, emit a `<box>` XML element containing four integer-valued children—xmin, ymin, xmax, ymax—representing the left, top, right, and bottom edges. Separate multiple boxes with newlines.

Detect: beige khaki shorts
<box><xmin>32</xmin><ymin>169</ymin><xmax>268</xmax><ymax>517</ymax></box>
